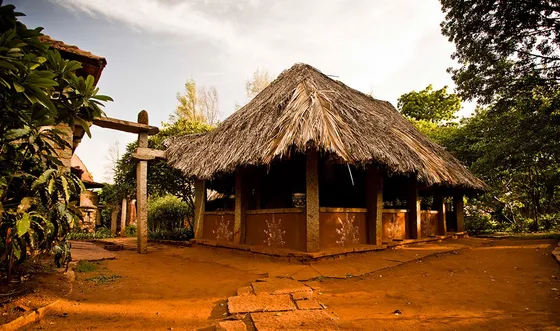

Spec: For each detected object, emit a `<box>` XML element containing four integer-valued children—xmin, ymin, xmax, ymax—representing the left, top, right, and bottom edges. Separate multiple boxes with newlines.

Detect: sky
<box><xmin>12</xmin><ymin>0</ymin><xmax>471</xmax><ymax>183</ymax></box>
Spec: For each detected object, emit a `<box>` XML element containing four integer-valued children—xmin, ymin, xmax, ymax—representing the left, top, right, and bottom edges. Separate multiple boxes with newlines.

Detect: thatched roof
<box><xmin>166</xmin><ymin>63</ymin><xmax>486</xmax><ymax>191</ymax></box>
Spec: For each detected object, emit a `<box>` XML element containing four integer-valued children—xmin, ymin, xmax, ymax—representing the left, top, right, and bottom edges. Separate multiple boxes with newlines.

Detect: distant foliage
<box><xmin>148</xmin><ymin>195</ymin><xmax>190</xmax><ymax>231</ymax></box>
<box><xmin>175</xmin><ymin>79</ymin><xmax>220</xmax><ymax>125</ymax></box>
<box><xmin>66</xmin><ymin>227</ymin><xmax>115</xmax><ymax>240</ymax></box>
<box><xmin>124</xmin><ymin>224</ymin><xmax>137</xmax><ymax>237</ymax></box>
<box><xmin>149</xmin><ymin>228</ymin><xmax>193</xmax><ymax>241</ymax></box>
<box><xmin>398</xmin><ymin>85</ymin><xmax>461</xmax><ymax>123</ymax></box>
<box><xmin>246</xmin><ymin>68</ymin><xmax>272</xmax><ymax>99</ymax></box>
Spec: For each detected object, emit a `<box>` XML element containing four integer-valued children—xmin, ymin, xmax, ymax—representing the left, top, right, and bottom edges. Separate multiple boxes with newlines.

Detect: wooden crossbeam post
<box><xmin>234</xmin><ymin>170</ymin><xmax>247</xmax><ymax>244</ymax></box>
<box><xmin>435</xmin><ymin>194</ymin><xmax>447</xmax><ymax>235</ymax></box>
<box><xmin>136</xmin><ymin>110</ymin><xmax>149</xmax><ymax>253</ymax></box>
<box><xmin>306</xmin><ymin>148</ymin><xmax>320</xmax><ymax>252</ymax></box>
<box><xmin>366</xmin><ymin>168</ymin><xmax>383</xmax><ymax>245</ymax></box>
<box><xmin>194</xmin><ymin>179</ymin><xmax>206</xmax><ymax>239</ymax></box>
<box><xmin>407</xmin><ymin>177</ymin><xmax>422</xmax><ymax>239</ymax></box>
<box><xmin>120</xmin><ymin>198</ymin><xmax>127</xmax><ymax>237</ymax></box>
<box><xmin>110</xmin><ymin>206</ymin><xmax>118</xmax><ymax>235</ymax></box>
<box><xmin>454</xmin><ymin>195</ymin><xmax>465</xmax><ymax>232</ymax></box>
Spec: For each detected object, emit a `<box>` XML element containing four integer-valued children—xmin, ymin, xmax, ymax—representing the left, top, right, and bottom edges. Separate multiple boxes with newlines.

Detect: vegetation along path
<box><xmin>23</xmin><ymin>238</ymin><xmax>560</xmax><ymax>330</ymax></box>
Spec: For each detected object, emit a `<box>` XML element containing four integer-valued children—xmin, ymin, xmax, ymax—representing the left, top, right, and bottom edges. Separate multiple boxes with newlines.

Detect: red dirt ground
<box><xmin>14</xmin><ymin>238</ymin><xmax>560</xmax><ymax>330</ymax></box>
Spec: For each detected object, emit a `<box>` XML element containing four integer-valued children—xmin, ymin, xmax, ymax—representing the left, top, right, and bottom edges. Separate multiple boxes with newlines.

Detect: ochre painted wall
<box><xmin>203</xmin><ymin>214</ymin><xmax>235</xmax><ymax>242</ymax></box>
<box><xmin>382</xmin><ymin>210</ymin><xmax>407</xmax><ymax>242</ymax></box>
<box><xmin>245</xmin><ymin>212</ymin><xmax>306</xmax><ymax>251</ymax></box>
<box><xmin>319</xmin><ymin>212</ymin><xmax>367</xmax><ymax>249</ymax></box>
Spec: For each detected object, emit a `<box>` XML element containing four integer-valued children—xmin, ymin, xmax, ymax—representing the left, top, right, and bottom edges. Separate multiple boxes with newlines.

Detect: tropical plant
<box><xmin>0</xmin><ymin>2</ymin><xmax>112</xmax><ymax>280</ymax></box>
<box><xmin>147</xmin><ymin>194</ymin><xmax>190</xmax><ymax>231</ymax></box>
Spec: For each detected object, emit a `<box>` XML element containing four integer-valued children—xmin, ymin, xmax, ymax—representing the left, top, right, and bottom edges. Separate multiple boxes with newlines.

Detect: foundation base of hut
<box><xmin>190</xmin><ymin>233</ymin><xmax>467</xmax><ymax>260</ymax></box>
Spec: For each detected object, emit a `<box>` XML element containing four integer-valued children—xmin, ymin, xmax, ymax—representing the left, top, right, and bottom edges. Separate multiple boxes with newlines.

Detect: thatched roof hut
<box><xmin>166</xmin><ymin>63</ymin><xmax>485</xmax><ymax>191</ymax></box>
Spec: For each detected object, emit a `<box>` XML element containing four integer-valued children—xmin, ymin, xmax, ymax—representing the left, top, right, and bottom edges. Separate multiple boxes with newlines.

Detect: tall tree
<box><xmin>440</xmin><ymin>0</ymin><xmax>560</xmax><ymax>104</ymax></box>
<box><xmin>397</xmin><ymin>84</ymin><xmax>461</xmax><ymax>122</ymax></box>
<box><xmin>175</xmin><ymin>79</ymin><xmax>220</xmax><ymax>125</ymax></box>
<box><xmin>246</xmin><ymin>68</ymin><xmax>272</xmax><ymax>99</ymax></box>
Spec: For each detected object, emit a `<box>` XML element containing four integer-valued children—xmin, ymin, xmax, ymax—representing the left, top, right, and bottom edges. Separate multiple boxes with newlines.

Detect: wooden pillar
<box><xmin>454</xmin><ymin>195</ymin><xmax>465</xmax><ymax>232</ymax></box>
<box><xmin>136</xmin><ymin>110</ymin><xmax>149</xmax><ymax>254</ymax></box>
<box><xmin>120</xmin><ymin>198</ymin><xmax>127</xmax><ymax>237</ymax></box>
<box><xmin>366</xmin><ymin>168</ymin><xmax>383</xmax><ymax>245</ymax></box>
<box><xmin>194</xmin><ymin>179</ymin><xmax>206</xmax><ymax>240</ymax></box>
<box><xmin>407</xmin><ymin>177</ymin><xmax>421</xmax><ymax>239</ymax></box>
<box><xmin>306</xmin><ymin>148</ymin><xmax>320</xmax><ymax>252</ymax></box>
<box><xmin>110</xmin><ymin>206</ymin><xmax>118</xmax><ymax>235</ymax></box>
<box><xmin>434</xmin><ymin>195</ymin><xmax>447</xmax><ymax>235</ymax></box>
<box><xmin>234</xmin><ymin>170</ymin><xmax>248</xmax><ymax>244</ymax></box>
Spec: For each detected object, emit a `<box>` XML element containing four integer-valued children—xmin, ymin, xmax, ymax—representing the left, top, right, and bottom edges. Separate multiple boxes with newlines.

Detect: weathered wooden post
<box><xmin>110</xmin><ymin>206</ymin><xmax>119</xmax><ymax>235</ymax></box>
<box><xmin>454</xmin><ymin>195</ymin><xmax>465</xmax><ymax>232</ymax></box>
<box><xmin>407</xmin><ymin>177</ymin><xmax>421</xmax><ymax>239</ymax></box>
<box><xmin>193</xmin><ymin>179</ymin><xmax>206</xmax><ymax>239</ymax></box>
<box><xmin>435</xmin><ymin>194</ymin><xmax>447</xmax><ymax>235</ymax></box>
<box><xmin>120</xmin><ymin>198</ymin><xmax>127</xmax><ymax>237</ymax></box>
<box><xmin>306</xmin><ymin>148</ymin><xmax>320</xmax><ymax>252</ymax></box>
<box><xmin>136</xmin><ymin>110</ymin><xmax>149</xmax><ymax>253</ymax></box>
<box><xmin>234</xmin><ymin>170</ymin><xmax>247</xmax><ymax>244</ymax></box>
<box><xmin>366</xmin><ymin>168</ymin><xmax>383</xmax><ymax>245</ymax></box>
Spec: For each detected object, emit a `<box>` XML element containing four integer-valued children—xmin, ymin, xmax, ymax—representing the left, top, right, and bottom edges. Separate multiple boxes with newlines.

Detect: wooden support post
<box><xmin>120</xmin><ymin>198</ymin><xmax>127</xmax><ymax>237</ymax></box>
<box><xmin>366</xmin><ymin>168</ymin><xmax>383</xmax><ymax>245</ymax></box>
<box><xmin>136</xmin><ymin>110</ymin><xmax>149</xmax><ymax>254</ymax></box>
<box><xmin>454</xmin><ymin>195</ymin><xmax>465</xmax><ymax>232</ymax></box>
<box><xmin>110</xmin><ymin>206</ymin><xmax>118</xmax><ymax>235</ymax></box>
<box><xmin>435</xmin><ymin>195</ymin><xmax>447</xmax><ymax>235</ymax></box>
<box><xmin>234</xmin><ymin>170</ymin><xmax>247</xmax><ymax>244</ymax></box>
<box><xmin>194</xmin><ymin>179</ymin><xmax>206</xmax><ymax>240</ymax></box>
<box><xmin>306</xmin><ymin>148</ymin><xmax>320</xmax><ymax>252</ymax></box>
<box><xmin>407</xmin><ymin>177</ymin><xmax>421</xmax><ymax>239</ymax></box>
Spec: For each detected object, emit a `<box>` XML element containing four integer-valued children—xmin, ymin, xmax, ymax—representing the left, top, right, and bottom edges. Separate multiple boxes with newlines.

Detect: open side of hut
<box><xmin>166</xmin><ymin>63</ymin><xmax>486</xmax><ymax>253</ymax></box>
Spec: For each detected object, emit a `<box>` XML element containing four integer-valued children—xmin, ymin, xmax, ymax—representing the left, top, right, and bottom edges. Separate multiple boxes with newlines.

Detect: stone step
<box><xmin>228</xmin><ymin>294</ymin><xmax>296</xmax><ymax>314</ymax></box>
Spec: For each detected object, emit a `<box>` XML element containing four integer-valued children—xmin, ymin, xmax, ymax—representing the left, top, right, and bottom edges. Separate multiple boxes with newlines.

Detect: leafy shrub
<box><xmin>66</xmin><ymin>227</ymin><xmax>115</xmax><ymax>240</ymax></box>
<box><xmin>125</xmin><ymin>224</ymin><xmax>137</xmax><ymax>237</ymax></box>
<box><xmin>149</xmin><ymin>228</ymin><xmax>193</xmax><ymax>241</ymax></box>
<box><xmin>75</xmin><ymin>260</ymin><xmax>99</xmax><ymax>273</ymax></box>
<box><xmin>148</xmin><ymin>195</ymin><xmax>190</xmax><ymax>231</ymax></box>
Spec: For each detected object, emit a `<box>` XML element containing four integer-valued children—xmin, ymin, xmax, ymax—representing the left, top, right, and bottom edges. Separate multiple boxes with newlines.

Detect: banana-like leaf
<box><xmin>60</xmin><ymin>176</ymin><xmax>70</xmax><ymax>202</ymax></box>
<box><xmin>31</xmin><ymin>168</ymin><xmax>56</xmax><ymax>189</ymax></box>
<box><xmin>16</xmin><ymin>213</ymin><xmax>31</xmax><ymax>237</ymax></box>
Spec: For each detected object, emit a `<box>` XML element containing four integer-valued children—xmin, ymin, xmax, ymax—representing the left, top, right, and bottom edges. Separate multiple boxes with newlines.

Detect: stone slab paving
<box><xmin>70</xmin><ymin>241</ymin><xmax>116</xmax><ymax>262</ymax></box>
<box><xmin>295</xmin><ymin>299</ymin><xmax>323</xmax><ymax>310</ymax></box>
<box><xmin>236</xmin><ymin>286</ymin><xmax>254</xmax><ymax>296</ymax></box>
<box><xmin>227</xmin><ymin>294</ymin><xmax>296</xmax><ymax>314</ymax></box>
<box><xmin>252</xmin><ymin>278</ymin><xmax>312</xmax><ymax>295</ymax></box>
<box><xmin>216</xmin><ymin>320</ymin><xmax>247</xmax><ymax>331</ymax></box>
<box><xmin>292</xmin><ymin>291</ymin><xmax>313</xmax><ymax>300</ymax></box>
<box><xmin>250</xmin><ymin>311</ymin><xmax>338</xmax><ymax>331</ymax></box>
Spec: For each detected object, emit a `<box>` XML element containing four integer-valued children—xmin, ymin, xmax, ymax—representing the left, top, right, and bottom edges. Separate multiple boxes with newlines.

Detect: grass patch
<box><xmin>74</xmin><ymin>261</ymin><xmax>99</xmax><ymax>273</ymax></box>
<box><xmin>86</xmin><ymin>274</ymin><xmax>121</xmax><ymax>284</ymax></box>
<box><xmin>478</xmin><ymin>232</ymin><xmax>560</xmax><ymax>240</ymax></box>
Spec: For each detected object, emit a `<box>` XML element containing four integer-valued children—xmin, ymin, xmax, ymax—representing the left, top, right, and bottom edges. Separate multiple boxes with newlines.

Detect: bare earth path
<box><xmin>24</xmin><ymin>238</ymin><xmax>560</xmax><ymax>330</ymax></box>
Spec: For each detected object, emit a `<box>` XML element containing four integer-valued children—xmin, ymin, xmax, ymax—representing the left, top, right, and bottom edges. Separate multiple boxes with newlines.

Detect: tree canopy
<box><xmin>440</xmin><ymin>0</ymin><xmax>560</xmax><ymax>104</ymax></box>
<box><xmin>397</xmin><ymin>84</ymin><xmax>461</xmax><ymax>123</ymax></box>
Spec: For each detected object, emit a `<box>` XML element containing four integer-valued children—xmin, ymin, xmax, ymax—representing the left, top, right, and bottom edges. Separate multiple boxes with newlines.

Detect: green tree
<box><xmin>397</xmin><ymin>84</ymin><xmax>461</xmax><ymax>123</ymax></box>
<box><xmin>246</xmin><ymin>68</ymin><xmax>272</xmax><ymax>99</ymax></box>
<box><xmin>106</xmin><ymin>118</ymin><xmax>213</xmax><ymax>230</ymax></box>
<box><xmin>0</xmin><ymin>2</ymin><xmax>112</xmax><ymax>279</ymax></box>
<box><xmin>175</xmin><ymin>79</ymin><xmax>219</xmax><ymax>125</ymax></box>
<box><xmin>440</xmin><ymin>0</ymin><xmax>560</xmax><ymax>104</ymax></box>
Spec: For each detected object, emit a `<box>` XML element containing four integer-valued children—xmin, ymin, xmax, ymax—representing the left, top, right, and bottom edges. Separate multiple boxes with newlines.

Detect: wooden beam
<box><xmin>132</xmin><ymin>147</ymin><xmax>166</xmax><ymax>161</ymax></box>
<box><xmin>120</xmin><ymin>198</ymin><xmax>127</xmax><ymax>237</ymax></box>
<box><xmin>366</xmin><ymin>168</ymin><xmax>383</xmax><ymax>245</ymax></box>
<box><xmin>234</xmin><ymin>170</ymin><xmax>248</xmax><ymax>244</ymax></box>
<box><xmin>435</xmin><ymin>195</ymin><xmax>447</xmax><ymax>235</ymax></box>
<box><xmin>407</xmin><ymin>177</ymin><xmax>421</xmax><ymax>239</ymax></box>
<box><xmin>93</xmin><ymin>116</ymin><xmax>159</xmax><ymax>135</ymax></box>
<box><xmin>194</xmin><ymin>179</ymin><xmax>206</xmax><ymax>239</ymax></box>
<box><xmin>136</xmin><ymin>110</ymin><xmax>149</xmax><ymax>254</ymax></box>
<box><xmin>110</xmin><ymin>206</ymin><xmax>118</xmax><ymax>235</ymax></box>
<box><xmin>306</xmin><ymin>148</ymin><xmax>320</xmax><ymax>252</ymax></box>
<box><xmin>454</xmin><ymin>195</ymin><xmax>465</xmax><ymax>232</ymax></box>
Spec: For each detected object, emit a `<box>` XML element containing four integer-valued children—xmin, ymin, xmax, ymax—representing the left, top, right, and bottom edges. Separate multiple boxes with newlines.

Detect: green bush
<box><xmin>125</xmin><ymin>224</ymin><xmax>137</xmax><ymax>237</ymax></box>
<box><xmin>149</xmin><ymin>228</ymin><xmax>193</xmax><ymax>241</ymax></box>
<box><xmin>148</xmin><ymin>195</ymin><xmax>190</xmax><ymax>231</ymax></box>
<box><xmin>66</xmin><ymin>227</ymin><xmax>115</xmax><ymax>240</ymax></box>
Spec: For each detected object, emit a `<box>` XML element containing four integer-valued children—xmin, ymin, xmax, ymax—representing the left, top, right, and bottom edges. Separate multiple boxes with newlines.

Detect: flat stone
<box><xmin>216</xmin><ymin>320</ymin><xmax>247</xmax><ymax>331</ymax></box>
<box><xmin>291</xmin><ymin>291</ymin><xmax>313</xmax><ymax>301</ymax></box>
<box><xmin>251</xmin><ymin>310</ymin><xmax>338</xmax><ymax>331</ymax></box>
<box><xmin>237</xmin><ymin>286</ymin><xmax>254</xmax><ymax>296</ymax></box>
<box><xmin>228</xmin><ymin>294</ymin><xmax>296</xmax><ymax>314</ymax></box>
<box><xmin>252</xmin><ymin>278</ymin><xmax>311</xmax><ymax>295</ymax></box>
<box><xmin>295</xmin><ymin>299</ymin><xmax>323</xmax><ymax>310</ymax></box>
<box><xmin>70</xmin><ymin>241</ymin><xmax>116</xmax><ymax>261</ymax></box>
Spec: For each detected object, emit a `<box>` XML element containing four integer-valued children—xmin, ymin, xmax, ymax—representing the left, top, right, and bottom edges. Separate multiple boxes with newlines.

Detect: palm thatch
<box><xmin>166</xmin><ymin>63</ymin><xmax>486</xmax><ymax>190</ymax></box>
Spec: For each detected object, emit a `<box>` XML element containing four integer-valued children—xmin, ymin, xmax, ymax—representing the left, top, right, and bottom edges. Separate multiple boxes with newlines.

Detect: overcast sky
<box><xmin>13</xmin><ymin>0</ymin><xmax>471</xmax><ymax>183</ymax></box>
